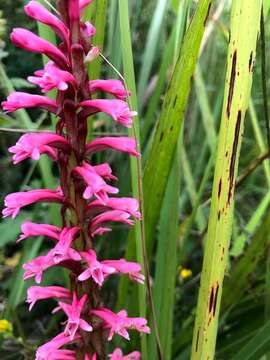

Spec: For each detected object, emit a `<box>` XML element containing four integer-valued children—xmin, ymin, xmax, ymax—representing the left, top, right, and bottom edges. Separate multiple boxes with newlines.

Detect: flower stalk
<box><xmin>2</xmin><ymin>1</ymin><xmax>149</xmax><ymax>358</ymax></box>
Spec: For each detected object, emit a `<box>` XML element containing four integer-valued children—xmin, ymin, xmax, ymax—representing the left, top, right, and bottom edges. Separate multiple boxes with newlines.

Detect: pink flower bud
<box><xmin>79</xmin><ymin>99</ymin><xmax>137</xmax><ymax>127</ymax></box>
<box><xmin>9</xmin><ymin>132</ymin><xmax>70</xmax><ymax>164</ymax></box>
<box><xmin>87</xmin><ymin>197</ymin><xmax>141</xmax><ymax>219</ymax></box>
<box><xmin>89</xmin><ymin>80</ymin><xmax>130</xmax><ymax>99</ymax></box>
<box><xmin>24</xmin><ymin>1</ymin><xmax>69</xmax><ymax>42</ymax></box>
<box><xmin>10</xmin><ymin>28</ymin><xmax>69</xmax><ymax>68</ymax></box>
<box><xmin>50</xmin><ymin>227</ymin><xmax>81</xmax><ymax>264</ymax></box>
<box><xmin>79</xmin><ymin>0</ymin><xmax>94</xmax><ymax>12</ymax></box>
<box><xmin>84</xmin><ymin>46</ymin><xmax>100</xmax><ymax>63</ymax></box>
<box><xmin>2</xmin><ymin>92</ymin><xmax>58</xmax><ymax>113</ymax></box>
<box><xmin>86</xmin><ymin>137</ymin><xmax>140</xmax><ymax>157</ymax></box>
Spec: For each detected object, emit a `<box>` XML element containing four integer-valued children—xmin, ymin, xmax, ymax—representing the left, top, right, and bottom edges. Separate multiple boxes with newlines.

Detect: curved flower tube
<box><xmin>3</xmin><ymin>189</ymin><xmax>64</xmax><ymax>219</ymax></box>
<box><xmin>2</xmin><ymin>92</ymin><xmax>58</xmax><ymax>113</ymax></box>
<box><xmin>85</xmin><ymin>137</ymin><xmax>140</xmax><ymax>157</ymax></box>
<box><xmin>10</xmin><ymin>28</ymin><xmax>69</xmax><ymax>68</ymax></box>
<box><xmin>24</xmin><ymin>1</ymin><xmax>69</xmax><ymax>42</ymax></box>
<box><xmin>79</xmin><ymin>99</ymin><xmax>137</xmax><ymax>127</ymax></box>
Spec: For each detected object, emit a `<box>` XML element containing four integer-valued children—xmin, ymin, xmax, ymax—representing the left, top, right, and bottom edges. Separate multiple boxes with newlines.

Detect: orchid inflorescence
<box><xmin>2</xmin><ymin>1</ymin><xmax>149</xmax><ymax>359</ymax></box>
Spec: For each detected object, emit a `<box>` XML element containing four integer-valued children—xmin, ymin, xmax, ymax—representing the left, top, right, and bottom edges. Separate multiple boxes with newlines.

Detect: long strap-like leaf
<box><xmin>191</xmin><ymin>2</ymin><xmax>262</xmax><ymax>359</ymax></box>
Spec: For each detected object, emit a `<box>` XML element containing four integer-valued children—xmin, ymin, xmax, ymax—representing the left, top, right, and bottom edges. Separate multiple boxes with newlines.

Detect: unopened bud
<box><xmin>84</xmin><ymin>46</ymin><xmax>99</xmax><ymax>63</ymax></box>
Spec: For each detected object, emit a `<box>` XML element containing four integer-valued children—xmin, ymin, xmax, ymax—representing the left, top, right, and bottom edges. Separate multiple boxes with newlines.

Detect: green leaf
<box><xmin>231</xmin><ymin>319</ymin><xmax>270</xmax><ymax>360</ymax></box>
<box><xmin>0</xmin><ymin>214</ymin><xmax>29</xmax><ymax>248</ymax></box>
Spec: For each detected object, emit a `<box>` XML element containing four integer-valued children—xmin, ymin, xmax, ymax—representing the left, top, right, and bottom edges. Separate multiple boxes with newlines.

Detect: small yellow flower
<box><xmin>5</xmin><ymin>252</ymin><xmax>21</xmax><ymax>267</ymax></box>
<box><xmin>0</xmin><ymin>319</ymin><xmax>13</xmax><ymax>334</ymax></box>
<box><xmin>179</xmin><ymin>268</ymin><xmax>192</xmax><ymax>280</ymax></box>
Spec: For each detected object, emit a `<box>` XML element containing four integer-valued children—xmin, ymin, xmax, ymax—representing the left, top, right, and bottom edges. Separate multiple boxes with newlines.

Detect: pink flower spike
<box><xmin>2</xmin><ymin>189</ymin><xmax>64</xmax><ymax>219</ymax></box>
<box><xmin>10</xmin><ymin>28</ymin><xmax>69</xmax><ymax>68</ymax></box>
<box><xmin>79</xmin><ymin>99</ymin><xmax>137</xmax><ymax>128</ymax></box>
<box><xmin>35</xmin><ymin>332</ymin><xmax>79</xmax><ymax>360</ymax></box>
<box><xmin>91</xmin><ymin>308</ymin><xmax>150</xmax><ymax>341</ymax></box>
<box><xmin>73</xmin><ymin>162</ymin><xmax>119</xmax><ymax>202</ymax></box>
<box><xmin>27</xmin><ymin>286</ymin><xmax>72</xmax><ymax>310</ymax></box>
<box><xmin>109</xmin><ymin>348</ymin><xmax>141</xmax><ymax>360</ymax></box>
<box><xmin>102</xmin><ymin>259</ymin><xmax>145</xmax><ymax>284</ymax></box>
<box><xmin>89</xmin><ymin>80</ymin><xmax>130</xmax><ymax>99</ymax></box>
<box><xmin>23</xmin><ymin>254</ymin><xmax>55</xmax><ymax>283</ymax></box>
<box><xmin>2</xmin><ymin>92</ymin><xmax>58</xmax><ymax>113</ymax></box>
<box><xmin>86</xmin><ymin>137</ymin><xmax>140</xmax><ymax>157</ymax></box>
<box><xmin>79</xmin><ymin>0</ymin><xmax>94</xmax><ymax>12</ymax></box>
<box><xmin>78</xmin><ymin>249</ymin><xmax>115</xmax><ymax>285</ymax></box>
<box><xmin>9</xmin><ymin>132</ymin><xmax>70</xmax><ymax>164</ymax></box>
<box><xmin>28</xmin><ymin>61</ymin><xmax>77</xmax><ymax>93</ymax></box>
<box><xmin>57</xmin><ymin>293</ymin><xmax>93</xmax><ymax>340</ymax></box>
<box><xmin>18</xmin><ymin>221</ymin><xmax>61</xmax><ymax>243</ymax></box>
<box><xmin>51</xmin><ymin>227</ymin><xmax>80</xmax><ymax>264</ymax></box>
<box><xmin>24</xmin><ymin>1</ymin><xmax>69</xmax><ymax>42</ymax></box>
<box><xmin>90</xmin><ymin>210</ymin><xmax>134</xmax><ymax>237</ymax></box>
<box><xmin>87</xmin><ymin>197</ymin><xmax>141</xmax><ymax>219</ymax></box>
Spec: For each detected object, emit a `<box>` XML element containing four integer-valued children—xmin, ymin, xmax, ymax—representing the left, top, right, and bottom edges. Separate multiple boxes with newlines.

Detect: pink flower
<box><xmin>79</xmin><ymin>0</ymin><xmax>94</xmax><ymax>11</ymax></box>
<box><xmin>35</xmin><ymin>332</ymin><xmax>79</xmax><ymax>360</ymax></box>
<box><xmin>10</xmin><ymin>28</ymin><xmax>69</xmax><ymax>68</ymax></box>
<box><xmin>18</xmin><ymin>221</ymin><xmax>61</xmax><ymax>243</ymax></box>
<box><xmin>28</xmin><ymin>61</ymin><xmax>77</xmax><ymax>93</ymax></box>
<box><xmin>50</xmin><ymin>227</ymin><xmax>81</xmax><ymax>264</ymax></box>
<box><xmin>23</xmin><ymin>254</ymin><xmax>56</xmax><ymax>283</ymax></box>
<box><xmin>79</xmin><ymin>99</ymin><xmax>137</xmax><ymax>127</ymax></box>
<box><xmin>102</xmin><ymin>259</ymin><xmax>145</xmax><ymax>284</ymax></box>
<box><xmin>87</xmin><ymin>197</ymin><xmax>141</xmax><ymax>219</ymax></box>
<box><xmin>78</xmin><ymin>249</ymin><xmax>115</xmax><ymax>285</ymax></box>
<box><xmin>55</xmin><ymin>293</ymin><xmax>93</xmax><ymax>340</ymax></box>
<box><xmin>92</xmin><ymin>163</ymin><xmax>118</xmax><ymax>181</ymax></box>
<box><xmin>91</xmin><ymin>308</ymin><xmax>150</xmax><ymax>341</ymax></box>
<box><xmin>73</xmin><ymin>162</ymin><xmax>118</xmax><ymax>202</ymax></box>
<box><xmin>85</xmin><ymin>22</ymin><xmax>96</xmax><ymax>37</ymax></box>
<box><xmin>27</xmin><ymin>286</ymin><xmax>72</xmax><ymax>310</ymax></box>
<box><xmin>89</xmin><ymin>210</ymin><xmax>134</xmax><ymax>237</ymax></box>
<box><xmin>86</xmin><ymin>137</ymin><xmax>140</xmax><ymax>157</ymax></box>
<box><xmin>9</xmin><ymin>132</ymin><xmax>70</xmax><ymax>164</ymax></box>
<box><xmin>3</xmin><ymin>189</ymin><xmax>64</xmax><ymax>219</ymax></box>
<box><xmin>109</xmin><ymin>348</ymin><xmax>141</xmax><ymax>360</ymax></box>
<box><xmin>24</xmin><ymin>1</ymin><xmax>69</xmax><ymax>42</ymax></box>
<box><xmin>89</xmin><ymin>80</ymin><xmax>130</xmax><ymax>99</ymax></box>
<box><xmin>2</xmin><ymin>92</ymin><xmax>58</xmax><ymax>113</ymax></box>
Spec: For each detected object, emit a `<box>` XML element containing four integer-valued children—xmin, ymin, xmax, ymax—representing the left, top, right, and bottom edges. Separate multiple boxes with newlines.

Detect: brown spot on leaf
<box><xmin>204</xmin><ymin>3</ymin><xmax>212</xmax><ymax>26</ymax></box>
<box><xmin>249</xmin><ymin>51</ymin><xmax>253</xmax><ymax>72</ymax></box>
<box><xmin>227</xmin><ymin>110</ymin><xmax>241</xmax><ymax>205</ymax></box>
<box><xmin>159</xmin><ymin>132</ymin><xmax>164</xmax><ymax>142</ymax></box>
<box><xmin>195</xmin><ymin>329</ymin><xmax>200</xmax><ymax>352</ymax></box>
<box><xmin>173</xmin><ymin>96</ymin><xmax>178</xmax><ymax>108</ymax></box>
<box><xmin>213</xmin><ymin>284</ymin><xmax>219</xmax><ymax>316</ymax></box>
<box><xmin>218</xmin><ymin>179</ymin><xmax>222</xmax><ymax>198</ymax></box>
<box><xmin>218</xmin><ymin>210</ymin><xmax>221</xmax><ymax>220</ymax></box>
<box><xmin>209</xmin><ymin>287</ymin><xmax>215</xmax><ymax>314</ymax></box>
<box><xmin>227</xmin><ymin>50</ymin><xmax>237</xmax><ymax>118</ymax></box>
